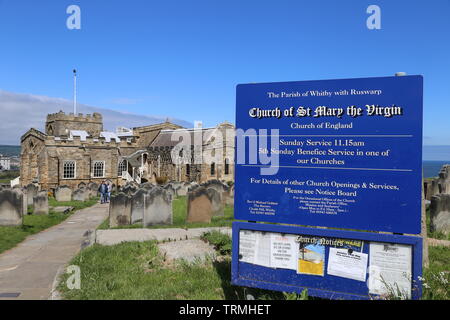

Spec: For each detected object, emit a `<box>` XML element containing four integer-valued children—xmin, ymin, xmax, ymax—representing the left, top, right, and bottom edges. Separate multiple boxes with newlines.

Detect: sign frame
<box><xmin>231</xmin><ymin>221</ymin><xmax>423</xmax><ymax>300</ymax></box>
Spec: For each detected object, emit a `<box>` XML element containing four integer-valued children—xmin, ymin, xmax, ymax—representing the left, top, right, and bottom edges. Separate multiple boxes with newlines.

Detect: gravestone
<box><xmin>25</xmin><ymin>183</ymin><xmax>38</xmax><ymax>206</ymax></box>
<box><xmin>186</xmin><ymin>186</ymin><xmax>213</xmax><ymax>223</ymax></box>
<box><xmin>33</xmin><ymin>191</ymin><xmax>49</xmax><ymax>215</ymax></box>
<box><xmin>202</xmin><ymin>179</ymin><xmax>226</xmax><ymax>195</ymax></box>
<box><xmin>121</xmin><ymin>184</ymin><xmax>137</xmax><ymax>196</ymax></box>
<box><xmin>188</xmin><ymin>184</ymin><xmax>200</xmax><ymax>193</ymax></box>
<box><xmin>430</xmin><ymin>194</ymin><xmax>450</xmax><ymax>235</ymax></box>
<box><xmin>109</xmin><ymin>192</ymin><xmax>131</xmax><ymax>227</ymax></box>
<box><xmin>141</xmin><ymin>182</ymin><xmax>154</xmax><ymax>190</ymax></box>
<box><xmin>176</xmin><ymin>183</ymin><xmax>188</xmax><ymax>196</ymax></box>
<box><xmin>73</xmin><ymin>188</ymin><xmax>87</xmax><ymax>201</ymax></box>
<box><xmin>55</xmin><ymin>185</ymin><xmax>72</xmax><ymax>202</ymax></box>
<box><xmin>207</xmin><ymin>187</ymin><xmax>224</xmax><ymax>216</ymax></box>
<box><xmin>163</xmin><ymin>184</ymin><xmax>176</xmax><ymax>201</ymax></box>
<box><xmin>88</xmin><ymin>182</ymin><xmax>99</xmax><ymax>198</ymax></box>
<box><xmin>12</xmin><ymin>187</ymin><xmax>27</xmax><ymax>217</ymax></box>
<box><xmin>143</xmin><ymin>187</ymin><xmax>172</xmax><ymax>226</ymax></box>
<box><xmin>0</xmin><ymin>189</ymin><xmax>23</xmax><ymax>226</ymax></box>
<box><xmin>131</xmin><ymin>188</ymin><xmax>148</xmax><ymax>224</ymax></box>
<box><xmin>224</xmin><ymin>185</ymin><xmax>234</xmax><ymax>206</ymax></box>
<box><xmin>438</xmin><ymin>165</ymin><xmax>450</xmax><ymax>194</ymax></box>
<box><xmin>78</xmin><ymin>182</ymin><xmax>87</xmax><ymax>189</ymax></box>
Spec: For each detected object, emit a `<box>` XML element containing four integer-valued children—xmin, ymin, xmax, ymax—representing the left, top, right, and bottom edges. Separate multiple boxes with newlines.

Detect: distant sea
<box><xmin>423</xmin><ymin>161</ymin><xmax>449</xmax><ymax>178</ymax></box>
<box><xmin>422</xmin><ymin>146</ymin><xmax>450</xmax><ymax>178</ymax></box>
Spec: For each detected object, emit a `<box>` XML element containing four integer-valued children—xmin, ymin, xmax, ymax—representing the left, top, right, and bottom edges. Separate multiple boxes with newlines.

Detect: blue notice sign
<box><xmin>235</xmin><ymin>76</ymin><xmax>423</xmax><ymax>234</ymax></box>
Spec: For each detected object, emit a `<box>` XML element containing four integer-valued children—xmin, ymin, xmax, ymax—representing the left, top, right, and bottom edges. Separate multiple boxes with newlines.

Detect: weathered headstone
<box><xmin>163</xmin><ymin>184</ymin><xmax>176</xmax><ymax>201</ymax></box>
<box><xmin>143</xmin><ymin>187</ymin><xmax>172</xmax><ymax>226</ymax></box>
<box><xmin>88</xmin><ymin>182</ymin><xmax>99</xmax><ymax>198</ymax></box>
<box><xmin>0</xmin><ymin>189</ymin><xmax>23</xmax><ymax>226</ymax></box>
<box><xmin>33</xmin><ymin>191</ymin><xmax>49</xmax><ymax>215</ymax></box>
<box><xmin>25</xmin><ymin>183</ymin><xmax>38</xmax><ymax>206</ymax></box>
<box><xmin>186</xmin><ymin>186</ymin><xmax>213</xmax><ymax>223</ymax></box>
<box><xmin>121</xmin><ymin>184</ymin><xmax>137</xmax><ymax>196</ymax></box>
<box><xmin>430</xmin><ymin>194</ymin><xmax>450</xmax><ymax>235</ymax></box>
<box><xmin>109</xmin><ymin>192</ymin><xmax>131</xmax><ymax>227</ymax></box>
<box><xmin>131</xmin><ymin>188</ymin><xmax>148</xmax><ymax>224</ymax></box>
<box><xmin>55</xmin><ymin>185</ymin><xmax>73</xmax><ymax>202</ymax></box>
<box><xmin>176</xmin><ymin>183</ymin><xmax>188</xmax><ymax>196</ymax></box>
<box><xmin>12</xmin><ymin>187</ymin><xmax>27</xmax><ymax>217</ymax></box>
<box><xmin>141</xmin><ymin>182</ymin><xmax>154</xmax><ymax>190</ymax></box>
<box><xmin>202</xmin><ymin>179</ymin><xmax>226</xmax><ymax>195</ymax></box>
<box><xmin>429</xmin><ymin>179</ymin><xmax>440</xmax><ymax>199</ymax></box>
<box><xmin>438</xmin><ymin>165</ymin><xmax>450</xmax><ymax>194</ymax></box>
<box><xmin>78</xmin><ymin>182</ymin><xmax>87</xmax><ymax>189</ymax></box>
<box><xmin>224</xmin><ymin>185</ymin><xmax>234</xmax><ymax>206</ymax></box>
<box><xmin>73</xmin><ymin>188</ymin><xmax>87</xmax><ymax>201</ymax></box>
<box><xmin>207</xmin><ymin>187</ymin><xmax>224</xmax><ymax>216</ymax></box>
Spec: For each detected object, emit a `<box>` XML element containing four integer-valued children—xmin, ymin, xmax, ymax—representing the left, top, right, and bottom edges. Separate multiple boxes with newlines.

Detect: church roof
<box><xmin>20</xmin><ymin>128</ymin><xmax>47</xmax><ymax>143</ymax></box>
<box><xmin>150</xmin><ymin>127</ymin><xmax>219</xmax><ymax>147</ymax></box>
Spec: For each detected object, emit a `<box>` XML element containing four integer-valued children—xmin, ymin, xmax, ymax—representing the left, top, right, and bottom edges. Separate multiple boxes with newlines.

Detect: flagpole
<box><xmin>73</xmin><ymin>69</ymin><xmax>77</xmax><ymax>114</ymax></box>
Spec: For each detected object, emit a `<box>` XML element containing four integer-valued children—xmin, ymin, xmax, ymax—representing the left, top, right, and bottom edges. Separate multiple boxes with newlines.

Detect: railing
<box><xmin>122</xmin><ymin>170</ymin><xmax>142</xmax><ymax>184</ymax></box>
<box><xmin>121</xmin><ymin>171</ymin><xmax>134</xmax><ymax>183</ymax></box>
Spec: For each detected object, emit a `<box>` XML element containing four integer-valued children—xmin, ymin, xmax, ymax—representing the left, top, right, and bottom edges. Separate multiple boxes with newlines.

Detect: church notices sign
<box><xmin>235</xmin><ymin>76</ymin><xmax>423</xmax><ymax>234</ymax></box>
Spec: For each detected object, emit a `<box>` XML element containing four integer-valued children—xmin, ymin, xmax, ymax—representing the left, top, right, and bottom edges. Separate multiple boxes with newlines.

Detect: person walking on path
<box><xmin>98</xmin><ymin>181</ymin><xmax>108</xmax><ymax>204</ymax></box>
<box><xmin>106</xmin><ymin>181</ymin><xmax>112</xmax><ymax>203</ymax></box>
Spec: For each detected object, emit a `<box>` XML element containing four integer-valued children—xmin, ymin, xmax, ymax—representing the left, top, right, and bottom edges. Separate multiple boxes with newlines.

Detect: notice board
<box><xmin>232</xmin><ymin>222</ymin><xmax>423</xmax><ymax>300</ymax></box>
<box><xmin>234</xmin><ymin>76</ymin><xmax>423</xmax><ymax>234</ymax></box>
<box><xmin>232</xmin><ymin>76</ymin><xmax>424</xmax><ymax>299</ymax></box>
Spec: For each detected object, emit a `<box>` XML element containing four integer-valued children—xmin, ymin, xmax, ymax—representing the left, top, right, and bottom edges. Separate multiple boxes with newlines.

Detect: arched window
<box><xmin>224</xmin><ymin>158</ymin><xmax>230</xmax><ymax>175</ymax></box>
<box><xmin>210</xmin><ymin>162</ymin><xmax>215</xmax><ymax>176</ymax></box>
<box><xmin>118</xmin><ymin>159</ymin><xmax>128</xmax><ymax>177</ymax></box>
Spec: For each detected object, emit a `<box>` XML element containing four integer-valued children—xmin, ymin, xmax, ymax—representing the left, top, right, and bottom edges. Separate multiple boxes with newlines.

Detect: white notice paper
<box><xmin>239</xmin><ymin>230</ymin><xmax>257</xmax><ymax>264</ymax></box>
<box><xmin>254</xmin><ymin>232</ymin><xmax>272</xmax><ymax>268</ymax></box>
<box><xmin>270</xmin><ymin>234</ymin><xmax>298</xmax><ymax>271</ymax></box>
<box><xmin>368</xmin><ymin>242</ymin><xmax>412</xmax><ymax>299</ymax></box>
<box><xmin>327</xmin><ymin>248</ymin><xmax>368</xmax><ymax>282</ymax></box>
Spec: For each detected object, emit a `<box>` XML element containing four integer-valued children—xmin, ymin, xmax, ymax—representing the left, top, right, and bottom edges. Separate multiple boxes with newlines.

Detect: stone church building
<box><xmin>20</xmin><ymin>111</ymin><xmax>235</xmax><ymax>191</ymax></box>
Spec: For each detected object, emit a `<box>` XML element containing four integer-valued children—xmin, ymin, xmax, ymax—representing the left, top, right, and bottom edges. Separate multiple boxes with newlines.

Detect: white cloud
<box><xmin>0</xmin><ymin>90</ymin><xmax>192</xmax><ymax>145</ymax></box>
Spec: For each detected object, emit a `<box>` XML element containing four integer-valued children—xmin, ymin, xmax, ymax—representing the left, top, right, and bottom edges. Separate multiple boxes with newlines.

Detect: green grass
<box><xmin>98</xmin><ymin>196</ymin><xmax>235</xmax><ymax>230</ymax></box>
<box><xmin>48</xmin><ymin>197</ymin><xmax>99</xmax><ymax>211</ymax></box>
<box><xmin>58</xmin><ymin>230</ymin><xmax>449</xmax><ymax>300</ymax></box>
<box><xmin>0</xmin><ymin>197</ymin><xmax>99</xmax><ymax>254</ymax></box>
<box><xmin>201</xmin><ymin>230</ymin><xmax>232</xmax><ymax>255</ymax></box>
<box><xmin>422</xmin><ymin>246</ymin><xmax>450</xmax><ymax>300</ymax></box>
<box><xmin>58</xmin><ymin>240</ymin><xmax>284</xmax><ymax>300</ymax></box>
<box><xmin>0</xmin><ymin>170</ymin><xmax>20</xmax><ymax>180</ymax></box>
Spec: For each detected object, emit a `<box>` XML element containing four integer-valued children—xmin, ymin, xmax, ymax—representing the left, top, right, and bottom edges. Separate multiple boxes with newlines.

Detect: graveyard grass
<box><xmin>0</xmin><ymin>197</ymin><xmax>99</xmax><ymax>254</ymax></box>
<box><xmin>422</xmin><ymin>246</ymin><xmax>450</xmax><ymax>300</ymax></box>
<box><xmin>97</xmin><ymin>196</ymin><xmax>235</xmax><ymax>230</ymax></box>
<box><xmin>58</xmin><ymin>233</ymin><xmax>449</xmax><ymax>300</ymax></box>
<box><xmin>58</xmin><ymin>237</ymin><xmax>285</xmax><ymax>300</ymax></box>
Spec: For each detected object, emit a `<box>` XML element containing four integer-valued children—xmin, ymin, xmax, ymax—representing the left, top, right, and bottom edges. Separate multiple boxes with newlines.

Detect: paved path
<box><xmin>0</xmin><ymin>202</ymin><xmax>109</xmax><ymax>300</ymax></box>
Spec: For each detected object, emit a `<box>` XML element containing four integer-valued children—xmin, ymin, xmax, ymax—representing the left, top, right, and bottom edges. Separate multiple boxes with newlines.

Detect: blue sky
<box><xmin>0</xmin><ymin>0</ymin><xmax>449</xmax><ymax>145</ymax></box>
